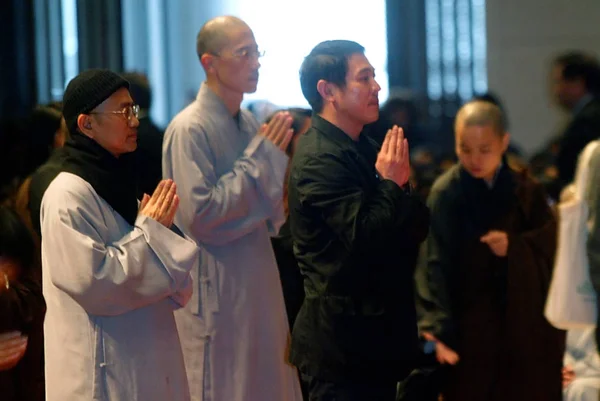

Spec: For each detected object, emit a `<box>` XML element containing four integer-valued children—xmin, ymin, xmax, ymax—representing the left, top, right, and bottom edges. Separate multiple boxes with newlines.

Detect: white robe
<box><xmin>40</xmin><ymin>172</ymin><xmax>198</xmax><ymax>401</ymax></box>
<box><xmin>162</xmin><ymin>83</ymin><xmax>302</xmax><ymax>401</ymax></box>
<box><xmin>563</xmin><ymin>328</ymin><xmax>600</xmax><ymax>401</ymax></box>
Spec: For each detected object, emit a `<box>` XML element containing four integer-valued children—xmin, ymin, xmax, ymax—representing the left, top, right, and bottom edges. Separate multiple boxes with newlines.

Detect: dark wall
<box><xmin>0</xmin><ymin>0</ymin><xmax>37</xmax><ymax>121</ymax></box>
<box><xmin>77</xmin><ymin>0</ymin><xmax>123</xmax><ymax>71</ymax></box>
<box><xmin>386</xmin><ymin>0</ymin><xmax>427</xmax><ymax>96</ymax></box>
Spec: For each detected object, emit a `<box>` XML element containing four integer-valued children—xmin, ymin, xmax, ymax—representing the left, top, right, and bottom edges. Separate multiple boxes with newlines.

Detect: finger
<box><xmin>0</xmin><ymin>338</ymin><xmax>27</xmax><ymax>354</ymax></box>
<box><xmin>380</xmin><ymin>129</ymin><xmax>392</xmax><ymax>155</ymax></box>
<box><xmin>164</xmin><ymin>194</ymin><xmax>180</xmax><ymax>227</ymax></box>
<box><xmin>150</xmin><ymin>180</ymin><xmax>168</xmax><ymax>205</ymax></box>
<box><xmin>422</xmin><ymin>332</ymin><xmax>437</xmax><ymax>342</ymax></box>
<box><xmin>402</xmin><ymin>138</ymin><xmax>409</xmax><ymax>165</ymax></box>
<box><xmin>158</xmin><ymin>180</ymin><xmax>174</xmax><ymax>206</ymax></box>
<box><xmin>276</xmin><ymin>116</ymin><xmax>294</xmax><ymax>147</ymax></box>
<box><xmin>388</xmin><ymin>127</ymin><xmax>398</xmax><ymax>157</ymax></box>
<box><xmin>0</xmin><ymin>341</ymin><xmax>27</xmax><ymax>359</ymax></box>
<box><xmin>258</xmin><ymin>123</ymin><xmax>268</xmax><ymax>137</ymax></box>
<box><xmin>0</xmin><ymin>350</ymin><xmax>24</xmax><ymax>366</ymax></box>
<box><xmin>389</xmin><ymin>126</ymin><xmax>400</xmax><ymax>158</ymax></box>
<box><xmin>271</xmin><ymin>114</ymin><xmax>293</xmax><ymax>147</ymax></box>
<box><xmin>395</xmin><ymin>126</ymin><xmax>404</xmax><ymax>156</ymax></box>
<box><xmin>485</xmin><ymin>236</ymin><xmax>502</xmax><ymax>245</ymax></box>
<box><xmin>265</xmin><ymin>112</ymin><xmax>287</xmax><ymax>141</ymax></box>
<box><xmin>140</xmin><ymin>194</ymin><xmax>150</xmax><ymax>210</ymax></box>
<box><xmin>278</xmin><ymin>129</ymin><xmax>294</xmax><ymax>151</ymax></box>
<box><xmin>158</xmin><ymin>182</ymin><xmax>177</xmax><ymax>217</ymax></box>
<box><xmin>0</xmin><ymin>332</ymin><xmax>21</xmax><ymax>342</ymax></box>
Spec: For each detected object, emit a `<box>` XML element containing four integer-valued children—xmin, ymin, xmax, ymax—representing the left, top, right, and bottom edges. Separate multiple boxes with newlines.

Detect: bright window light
<box><xmin>238</xmin><ymin>0</ymin><xmax>389</xmax><ymax>108</ymax></box>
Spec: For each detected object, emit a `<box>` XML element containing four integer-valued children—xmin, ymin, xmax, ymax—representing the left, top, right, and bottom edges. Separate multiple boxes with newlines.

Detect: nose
<box><xmin>129</xmin><ymin>115</ymin><xmax>140</xmax><ymax>128</ymax></box>
<box><xmin>373</xmin><ymin>78</ymin><xmax>381</xmax><ymax>93</ymax></box>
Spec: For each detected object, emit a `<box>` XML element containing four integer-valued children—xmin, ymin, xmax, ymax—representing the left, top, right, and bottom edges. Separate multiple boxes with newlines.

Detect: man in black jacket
<box><xmin>287</xmin><ymin>40</ymin><xmax>430</xmax><ymax>401</ymax></box>
<box><xmin>546</xmin><ymin>51</ymin><xmax>600</xmax><ymax>199</ymax></box>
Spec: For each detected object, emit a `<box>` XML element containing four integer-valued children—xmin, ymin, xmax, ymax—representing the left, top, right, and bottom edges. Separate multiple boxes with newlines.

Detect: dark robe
<box><xmin>415</xmin><ymin>163</ymin><xmax>565</xmax><ymax>401</ymax></box>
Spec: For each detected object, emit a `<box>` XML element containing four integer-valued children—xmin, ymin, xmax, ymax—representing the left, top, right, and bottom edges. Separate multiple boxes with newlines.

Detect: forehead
<box><xmin>222</xmin><ymin>24</ymin><xmax>256</xmax><ymax>49</ymax></box>
<box><xmin>456</xmin><ymin>124</ymin><xmax>501</xmax><ymax>143</ymax></box>
<box><xmin>346</xmin><ymin>53</ymin><xmax>374</xmax><ymax>75</ymax></box>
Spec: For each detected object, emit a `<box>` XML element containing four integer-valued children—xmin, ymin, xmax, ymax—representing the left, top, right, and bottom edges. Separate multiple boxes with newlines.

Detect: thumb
<box><xmin>258</xmin><ymin>123</ymin><xmax>268</xmax><ymax>136</ymax></box>
<box><xmin>140</xmin><ymin>193</ymin><xmax>150</xmax><ymax>209</ymax></box>
<box><xmin>480</xmin><ymin>231</ymin><xmax>499</xmax><ymax>243</ymax></box>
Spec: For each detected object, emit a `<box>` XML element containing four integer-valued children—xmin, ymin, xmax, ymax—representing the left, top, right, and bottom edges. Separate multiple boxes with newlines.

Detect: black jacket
<box><xmin>288</xmin><ymin>115</ymin><xmax>430</xmax><ymax>382</ymax></box>
<box><xmin>556</xmin><ymin>97</ymin><xmax>600</xmax><ymax>192</ymax></box>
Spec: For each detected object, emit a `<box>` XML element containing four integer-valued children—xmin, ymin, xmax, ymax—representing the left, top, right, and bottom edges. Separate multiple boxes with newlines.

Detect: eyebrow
<box><xmin>356</xmin><ymin>67</ymin><xmax>375</xmax><ymax>75</ymax></box>
<box><xmin>118</xmin><ymin>101</ymin><xmax>134</xmax><ymax>108</ymax></box>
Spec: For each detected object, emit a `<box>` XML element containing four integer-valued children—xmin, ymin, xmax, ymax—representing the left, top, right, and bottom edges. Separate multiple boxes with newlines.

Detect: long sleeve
<box><xmin>415</xmin><ymin>184</ymin><xmax>458</xmax><ymax>347</ymax></box>
<box><xmin>566</xmin><ymin>329</ymin><xmax>600</xmax><ymax>378</ymax></box>
<box><xmin>586</xmin><ymin>148</ymin><xmax>600</xmax><ymax>293</ymax></box>
<box><xmin>558</xmin><ymin>115</ymin><xmax>600</xmax><ymax>187</ymax></box>
<box><xmin>293</xmin><ymin>153</ymin><xmax>429</xmax><ymax>256</ymax></box>
<box><xmin>507</xmin><ymin>182</ymin><xmax>557</xmax><ymax>294</ymax></box>
<box><xmin>41</xmin><ymin>184</ymin><xmax>198</xmax><ymax>316</ymax></box>
<box><xmin>164</xmin><ymin>123</ymin><xmax>288</xmax><ymax>245</ymax></box>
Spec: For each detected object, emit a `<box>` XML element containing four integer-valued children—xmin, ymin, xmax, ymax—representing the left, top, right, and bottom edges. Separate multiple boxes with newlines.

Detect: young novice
<box><xmin>416</xmin><ymin>100</ymin><xmax>565</xmax><ymax>401</ymax></box>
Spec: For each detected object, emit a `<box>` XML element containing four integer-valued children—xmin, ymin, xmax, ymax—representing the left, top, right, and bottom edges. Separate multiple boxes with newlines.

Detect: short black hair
<box><xmin>553</xmin><ymin>51</ymin><xmax>600</xmax><ymax>93</ymax></box>
<box><xmin>300</xmin><ymin>40</ymin><xmax>365</xmax><ymax>113</ymax></box>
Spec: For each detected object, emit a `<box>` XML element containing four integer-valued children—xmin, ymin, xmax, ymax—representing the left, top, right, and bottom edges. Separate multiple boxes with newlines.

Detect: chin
<box><xmin>362</xmin><ymin>111</ymin><xmax>379</xmax><ymax>125</ymax></box>
<box><xmin>244</xmin><ymin>83</ymin><xmax>259</xmax><ymax>94</ymax></box>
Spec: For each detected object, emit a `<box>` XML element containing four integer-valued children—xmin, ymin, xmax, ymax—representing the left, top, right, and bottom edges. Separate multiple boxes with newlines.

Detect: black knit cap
<box><xmin>62</xmin><ymin>69</ymin><xmax>130</xmax><ymax>135</ymax></box>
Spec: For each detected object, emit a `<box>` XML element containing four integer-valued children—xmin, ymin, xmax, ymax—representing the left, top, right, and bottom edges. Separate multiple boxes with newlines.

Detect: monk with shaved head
<box><xmin>416</xmin><ymin>99</ymin><xmax>565</xmax><ymax>401</ymax></box>
<box><xmin>162</xmin><ymin>15</ymin><xmax>303</xmax><ymax>401</ymax></box>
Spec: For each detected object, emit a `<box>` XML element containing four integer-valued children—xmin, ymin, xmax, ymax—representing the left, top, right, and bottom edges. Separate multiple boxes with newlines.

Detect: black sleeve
<box><xmin>557</xmin><ymin>116</ymin><xmax>600</xmax><ymax>186</ymax></box>
<box><xmin>294</xmin><ymin>153</ymin><xmax>429</xmax><ymax>258</ymax></box>
<box><xmin>415</xmin><ymin>184</ymin><xmax>458</xmax><ymax>348</ymax></box>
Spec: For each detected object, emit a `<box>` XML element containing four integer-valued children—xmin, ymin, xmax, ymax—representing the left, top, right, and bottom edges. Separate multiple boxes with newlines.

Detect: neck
<box><xmin>483</xmin><ymin>162</ymin><xmax>503</xmax><ymax>188</ymax></box>
<box><xmin>319</xmin><ymin>108</ymin><xmax>362</xmax><ymax>141</ymax></box>
<box><xmin>205</xmin><ymin>79</ymin><xmax>243</xmax><ymax>116</ymax></box>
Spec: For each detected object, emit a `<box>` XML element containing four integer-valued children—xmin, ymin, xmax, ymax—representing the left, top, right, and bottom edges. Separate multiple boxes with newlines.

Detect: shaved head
<box><xmin>196</xmin><ymin>16</ymin><xmax>250</xmax><ymax>60</ymax></box>
<box><xmin>455</xmin><ymin>100</ymin><xmax>506</xmax><ymax>137</ymax></box>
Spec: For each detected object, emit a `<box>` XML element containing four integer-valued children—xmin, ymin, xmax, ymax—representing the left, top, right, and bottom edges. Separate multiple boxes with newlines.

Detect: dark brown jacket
<box><xmin>416</xmin><ymin>164</ymin><xmax>565</xmax><ymax>401</ymax></box>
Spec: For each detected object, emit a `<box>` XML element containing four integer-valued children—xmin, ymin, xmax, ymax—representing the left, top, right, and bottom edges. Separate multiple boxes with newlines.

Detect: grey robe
<box><xmin>162</xmin><ymin>84</ymin><xmax>302</xmax><ymax>401</ymax></box>
<box><xmin>40</xmin><ymin>172</ymin><xmax>198</xmax><ymax>401</ymax></box>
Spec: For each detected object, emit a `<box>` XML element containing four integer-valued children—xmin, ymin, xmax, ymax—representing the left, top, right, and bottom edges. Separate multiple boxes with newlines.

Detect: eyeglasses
<box><xmin>216</xmin><ymin>47</ymin><xmax>265</xmax><ymax>61</ymax></box>
<box><xmin>90</xmin><ymin>104</ymin><xmax>140</xmax><ymax>122</ymax></box>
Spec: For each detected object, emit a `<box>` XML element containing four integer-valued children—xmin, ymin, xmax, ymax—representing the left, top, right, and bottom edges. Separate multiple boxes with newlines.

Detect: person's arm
<box><xmin>41</xmin><ymin>179</ymin><xmax>198</xmax><ymax>316</ymax></box>
<box><xmin>163</xmin><ymin>116</ymin><xmax>291</xmax><ymax>246</ymax></box>
<box><xmin>415</xmin><ymin>184</ymin><xmax>459</xmax><ymax>352</ymax></box>
<box><xmin>557</xmin><ymin>116</ymin><xmax>600</xmax><ymax>186</ymax></box>
<box><xmin>506</xmin><ymin>181</ymin><xmax>558</xmax><ymax>305</ymax></box>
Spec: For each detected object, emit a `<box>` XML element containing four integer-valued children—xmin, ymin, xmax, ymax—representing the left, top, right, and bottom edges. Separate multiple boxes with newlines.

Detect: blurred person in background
<box><xmin>0</xmin><ymin>205</ymin><xmax>46</xmax><ymax>401</ymax></box>
<box><xmin>121</xmin><ymin>71</ymin><xmax>165</xmax><ymax>199</ymax></box>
